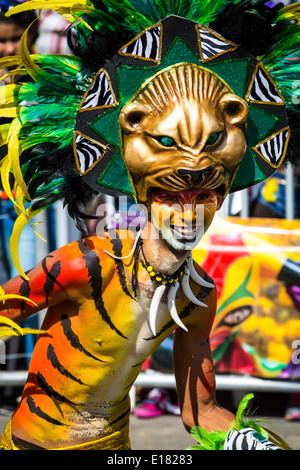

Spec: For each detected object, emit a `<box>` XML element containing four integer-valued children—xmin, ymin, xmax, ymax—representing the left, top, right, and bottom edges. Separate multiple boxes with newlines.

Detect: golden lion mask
<box><xmin>120</xmin><ymin>63</ymin><xmax>249</xmax><ymax>202</ymax></box>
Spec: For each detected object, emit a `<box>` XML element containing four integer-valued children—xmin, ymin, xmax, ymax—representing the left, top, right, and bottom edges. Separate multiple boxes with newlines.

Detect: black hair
<box><xmin>0</xmin><ymin>0</ymin><xmax>38</xmax><ymax>38</ymax></box>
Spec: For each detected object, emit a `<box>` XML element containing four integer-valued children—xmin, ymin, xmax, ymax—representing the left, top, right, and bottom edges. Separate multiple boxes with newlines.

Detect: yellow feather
<box><xmin>0</xmin><ymin>84</ymin><xmax>19</xmax><ymax>106</ymax></box>
<box><xmin>7</xmin><ymin>119</ymin><xmax>31</xmax><ymax>202</ymax></box>
<box><xmin>0</xmin><ymin>123</ymin><xmax>10</xmax><ymax>146</ymax></box>
<box><xmin>0</xmin><ymin>107</ymin><xmax>18</xmax><ymax>118</ymax></box>
<box><xmin>6</xmin><ymin>0</ymin><xmax>90</xmax><ymax>21</ymax></box>
<box><xmin>0</xmin><ymin>56</ymin><xmax>23</xmax><ymax>71</ymax></box>
<box><xmin>0</xmin><ymin>316</ymin><xmax>24</xmax><ymax>336</ymax></box>
<box><xmin>0</xmin><ymin>314</ymin><xmax>46</xmax><ymax>339</ymax></box>
<box><xmin>0</xmin><ymin>155</ymin><xmax>16</xmax><ymax>205</ymax></box>
<box><xmin>9</xmin><ymin>207</ymin><xmax>42</xmax><ymax>280</ymax></box>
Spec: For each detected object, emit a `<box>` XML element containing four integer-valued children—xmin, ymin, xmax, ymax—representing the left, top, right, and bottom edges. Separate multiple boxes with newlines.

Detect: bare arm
<box><xmin>0</xmin><ymin>238</ymin><xmax>105</xmax><ymax>325</ymax></box>
<box><xmin>173</xmin><ymin>285</ymin><xmax>235</xmax><ymax>432</ymax></box>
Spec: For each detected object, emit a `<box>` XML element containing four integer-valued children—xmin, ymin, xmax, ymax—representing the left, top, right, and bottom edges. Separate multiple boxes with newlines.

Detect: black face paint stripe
<box><xmin>42</xmin><ymin>257</ymin><xmax>62</xmax><ymax>305</ymax></box>
<box><xmin>77</xmin><ymin>239</ymin><xmax>127</xmax><ymax>339</ymax></box>
<box><xmin>107</xmin><ymin>230</ymin><xmax>135</xmax><ymax>300</ymax></box>
<box><xmin>19</xmin><ymin>279</ymin><xmax>30</xmax><ymax>317</ymax></box>
<box><xmin>37</xmin><ymin>371</ymin><xmax>78</xmax><ymax>406</ymax></box>
<box><xmin>61</xmin><ymin>314</ymin><xmax>107</xmax><ymax>363</ymax></box>
<box><xmin>47</xmin><ymin>344</ymin><xmax>87</xmax><ymax>386</ymax></box>
<box><xmin>26</xmin><ymin>396</ymin><xmax>65</xmax><ymax>426</ymax></box>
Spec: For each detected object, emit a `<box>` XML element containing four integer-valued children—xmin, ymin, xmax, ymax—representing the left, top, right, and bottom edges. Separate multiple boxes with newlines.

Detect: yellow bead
<box><xmin>162</xmin><ymin>280</ymin><xmax>167</xmax><ymax>285</ymax></box>
<box><xmin>156</xmin><ymin>276</ymin><xmax>162</xmax><ymax>282</ymax></box>
<box><xmin>147</xmin><ymin>266</ymin><xmax>153</xmax><ymax>272</ymax></box>
<box><xmin>150</xmin><ymin>271</ymin><xmax>156</xmax><ymax>277</ymax></box>
<box><xmin>168</xmin><ymin>278</ymin><xmax>173</xmax><ymax>284</ymax></box>
<box><xmin>173</xmin><ymin>277</ymin><xmax>178</xmax><ymax>282</ymax></box>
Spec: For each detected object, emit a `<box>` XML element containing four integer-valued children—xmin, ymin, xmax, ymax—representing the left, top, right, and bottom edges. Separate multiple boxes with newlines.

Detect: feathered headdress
<box><xmin>1</xmin><ymin>0</ymin><xmax>300</xmax><ymax>277</ymax></box>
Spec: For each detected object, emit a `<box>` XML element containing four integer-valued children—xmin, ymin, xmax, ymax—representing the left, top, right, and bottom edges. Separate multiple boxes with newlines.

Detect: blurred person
<box><xmin>0</xmin><ymin>0</ymin><xmax>38</xmax><ymax>84</ymax></box>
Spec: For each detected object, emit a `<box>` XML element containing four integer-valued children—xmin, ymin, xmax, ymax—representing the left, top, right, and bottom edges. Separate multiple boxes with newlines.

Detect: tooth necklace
<box><xmin>140</xmin><ymin>244</ymin><xmax>215</xmax><ymax>336</ymax></box>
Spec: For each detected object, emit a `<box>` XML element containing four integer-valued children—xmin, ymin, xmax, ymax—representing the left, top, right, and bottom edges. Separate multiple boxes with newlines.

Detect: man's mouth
<box><xmin>171</xmin><ymin>224</ymin><xmax>200</xmax><ymax>241</ymax></box>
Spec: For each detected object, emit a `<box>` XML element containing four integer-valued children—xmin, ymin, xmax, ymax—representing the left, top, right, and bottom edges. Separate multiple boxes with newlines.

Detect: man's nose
<box><xmin>177</xmin><ymin>166</ymin><xmax>215</xmax><ymax>186</ymax></box>
<box><xmin>4</xmin><ymin>41</ymin><xmax>19</xmax><ymax>56</ymax></box>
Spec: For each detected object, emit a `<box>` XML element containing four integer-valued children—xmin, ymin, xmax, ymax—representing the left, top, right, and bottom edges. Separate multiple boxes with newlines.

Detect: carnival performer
<box><xmin>0</xmin><ymin>0</ymin><xmax>299</xmax><ymax>450</ymax></box>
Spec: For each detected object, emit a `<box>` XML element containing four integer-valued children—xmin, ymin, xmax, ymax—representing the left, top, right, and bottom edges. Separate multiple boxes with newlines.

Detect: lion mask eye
<box><xmin>157</xmin><ymin>136</ymin><xmax>176</xmax><ymax>147</ymax></box>
<box><xmin>206</xmin><ymin>132</ymin><xmax>222</xmax><ymax>147</ymax></box>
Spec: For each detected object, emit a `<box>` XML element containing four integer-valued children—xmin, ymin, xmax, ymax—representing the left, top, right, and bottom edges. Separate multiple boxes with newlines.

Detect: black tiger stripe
<box><xmin>19</xmin><ymin>279</ymin><xmax>30</xmax><ymax>317</ymax></box>
<box><xmin>26</xmin><ymin>396</ymin><xmax>65</xmax><ymax>426</ymax></box>
<box><xmin>61</xmin><ymin>314</ymin><xmax>108</xmax><ymax>362</ymax></box>
<box><xmin>42</xmin><ymin>258</ymin><xmax>62</xmax><ymax>305</ymax></box>
<box><xmin>47</xmin><ymin>344</ymin><xmax>87</xmax><ymax>386</ymax></box>
<box><xmin>107</xmin><ymin>231</ymin><xmax>135</xmax><ymax>300</ymax></box>
<box><xmin>123</xmin><ymin>380</ymin><xmax>135</xmax><ymax>390</ymax></box>
<box><xmin>37</xmin><ymin>371</ymin><xmax>78</xmax><ymax>406</ymax></box>
<box><xmin>108</xmin><ymin>407</ymin><xmax>131</xmax><ymax>426</ymax></box>
<box><xmin>131</xmin><ymin>360</ymin><xmax>145</xmax><ymax>368</ymax></box>
<box><xmin>77</xmin><ymin>239</ymin><xmax>127</xmax><ymax>339</ymax></box>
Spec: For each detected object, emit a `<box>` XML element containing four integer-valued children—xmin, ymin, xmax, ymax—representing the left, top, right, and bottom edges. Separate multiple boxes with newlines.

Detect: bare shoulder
<box><xmin>40</xmin><ymin>235</ymin><xmax>117</xmax><ymax>286</ymax></box>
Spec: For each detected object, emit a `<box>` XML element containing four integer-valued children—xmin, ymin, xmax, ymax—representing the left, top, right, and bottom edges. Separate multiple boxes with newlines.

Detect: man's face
<box><xmin>149</xmin><ymin>187</ymin><xmax>223</xmax><ymax>251</ymax></box>
<box><xmin>0</xmin><ymin>22</ymin><xmax>26</xmax><ymax>57</ymax></box>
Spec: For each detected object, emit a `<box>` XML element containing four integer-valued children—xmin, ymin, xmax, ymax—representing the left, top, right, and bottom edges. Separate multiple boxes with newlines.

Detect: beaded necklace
<box><xmin>139</xmin><ymin>240</ymin><xmax>215</xmax><ymax>335</ymax></box>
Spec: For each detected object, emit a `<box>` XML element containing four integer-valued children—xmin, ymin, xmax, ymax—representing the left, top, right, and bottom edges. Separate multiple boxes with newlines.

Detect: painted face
<box><xmin>0</xmin><ymin>22</ymin><xmax>26</xmax><ymax>57</ymax></box>
<box><xmin>120</xmin><ymin>64</ymin><xmax>248</xmax><ymax>202</ymax></box>
<box><xmin>149</xmin><ymin>187</ymin><xmax>223</xmax><ymax>251</ymax></box>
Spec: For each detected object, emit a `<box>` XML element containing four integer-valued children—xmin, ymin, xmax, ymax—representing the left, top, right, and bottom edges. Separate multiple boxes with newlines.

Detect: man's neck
<box><xmin>140</xmin><ymin>221</ymin><xmax>191</xmax><ymax>276</ymax></box>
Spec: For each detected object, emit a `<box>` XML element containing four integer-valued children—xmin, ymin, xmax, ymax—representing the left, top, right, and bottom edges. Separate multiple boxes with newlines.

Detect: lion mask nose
<box><xmin>177</xmin><ymin>167</ymin><xmax>215</xmax><ymax>186</ymax></box>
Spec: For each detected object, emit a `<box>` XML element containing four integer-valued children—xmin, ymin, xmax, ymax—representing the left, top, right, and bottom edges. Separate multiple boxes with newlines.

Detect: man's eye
<box><xmin>157</xmin><ymin>136</ymin><xmax>176</xmax><ymax>147</ymax></box>
<box><xmin>206</xmin><ymin>132</ymin><xmax>222</xmax><ymax>147</ymax></box>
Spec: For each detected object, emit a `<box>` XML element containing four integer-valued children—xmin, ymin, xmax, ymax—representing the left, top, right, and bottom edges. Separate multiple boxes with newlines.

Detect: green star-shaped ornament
<box><xmin>76</xmin><ymin>17</ymin><xmax>288</xmax><ymax>199</ymax></box>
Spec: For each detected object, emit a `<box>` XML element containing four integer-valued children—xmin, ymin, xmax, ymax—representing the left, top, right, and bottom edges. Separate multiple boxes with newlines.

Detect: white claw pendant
<box><xmin>181</xmin><ymin>269</ymin><xmax>208</xmax><ymax>307</ymax></box>
<box><xmin>168</xmin><ymin>282</ymin><xmax>188</xmax><ymax>332</ymax></box>
<box><xmin>149</xmin><ymin>284</ymin><xmax>166</xmax><ymax>336</ymax></box>
<box><xmin>149</xmin><ymin>256</ymin><xmax>214</xmax><ymax>336</ymax></box>
<box><xmin>187</xmin><ymin>255</ymin><xmax>215</xmax><ymax>288</ymax></box>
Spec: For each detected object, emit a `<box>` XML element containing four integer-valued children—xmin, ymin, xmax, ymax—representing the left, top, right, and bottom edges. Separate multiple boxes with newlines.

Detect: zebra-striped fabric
<box><xmin>248</xmin><ymin>66</ymin><xmax>284</xmax><ymax>104</ymax></box>
<box><xmin>224</xmin><ymin>427</ymin><xmax>281</xmax><ymax>450</ymax></box>
<box><xmin>198</xmin><ymin>27</ymin><xmax>236</xmax><ymax>61</ymax></box>
<box><xmin>81</xmin><ymin>71</ymin><xmax>115</xmax><ymax>110</ymax></box>
<box><xmin>256</xmin><ymin>129</ymin><xmax>289</xmax><ymax>167</ymax></box>
<box><xmin>120</xmin><ymin>25</ymin><xmax>161</xmax><ymax>61</ymax></box>
<box><xmin>75</xmin><ymin>134</ymin><xmax>106</xmax><ymax>174</ymax></box>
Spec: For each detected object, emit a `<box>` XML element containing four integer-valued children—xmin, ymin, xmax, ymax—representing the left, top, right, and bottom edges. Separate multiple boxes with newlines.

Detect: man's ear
<box><xmin>219</xmin><ymin>94</ymin><xmax>249</xmax><ymax>126</ymax></box>
<box><xmin>119</xmin><ymin>102</ymin><xmax>152</xmax><ymax>134</ymax></box>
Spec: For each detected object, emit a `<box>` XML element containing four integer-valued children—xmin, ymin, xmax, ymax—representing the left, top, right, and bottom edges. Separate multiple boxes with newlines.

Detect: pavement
<box><xmin>0</xmin><ymin>392</ymin><xmax>300</xmax><ymax>451</ymax></box>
